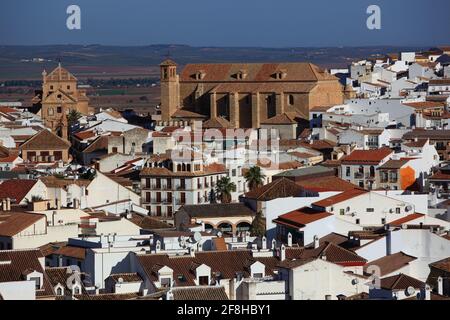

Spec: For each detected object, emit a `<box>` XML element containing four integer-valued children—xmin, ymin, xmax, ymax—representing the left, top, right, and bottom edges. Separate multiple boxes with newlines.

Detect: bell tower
<box><xmin>160</xmin><ymin>59</ymin><xmax>179</xmax><ymax>121</ymax></box>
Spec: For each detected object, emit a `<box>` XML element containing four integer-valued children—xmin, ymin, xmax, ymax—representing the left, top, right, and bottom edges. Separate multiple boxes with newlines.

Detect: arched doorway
<box><xmin>236</xmin><ymin>222</ymin><xmax>251</xmax><ymax>233</ymax></box>
<box><xmin>217</xmin><ymin>222</ymin><xmax>233</xmax><ymax>233</ymax></box>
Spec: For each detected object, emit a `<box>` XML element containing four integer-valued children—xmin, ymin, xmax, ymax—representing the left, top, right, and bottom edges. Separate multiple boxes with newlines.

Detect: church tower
<box><xmin>160</xmin><ymin>59</ymin><xmax>180</xmax><ymax>121</ymax></box>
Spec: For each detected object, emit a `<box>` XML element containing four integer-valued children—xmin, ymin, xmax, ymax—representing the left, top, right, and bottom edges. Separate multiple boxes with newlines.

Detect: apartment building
<box><xmin>140</xmin><ymin>152</ymin><xmax>227</xmax><ymax>218</ymax></box>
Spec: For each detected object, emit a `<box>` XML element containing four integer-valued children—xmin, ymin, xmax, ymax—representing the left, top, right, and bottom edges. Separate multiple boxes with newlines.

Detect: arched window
<box><xmin>288</xmin><ymin>95</ymin><xmax>294</xmax><ymax>105</ymax></box>
<box><xmin>48</xmin><ymin>107</ymin><xmax>54</xmax><ymax>116</ymax></box>
<box><xmin>217</xmin><ymin>222</ymin><xmax>233</xmax><ymax>233</ymax></box>
<box><xmin>56</xmin><ymin>287</ymin><xmax>63</xmax><ymax>296</ymax></box>
<box><xmin>236</xmin><ymin>222</ymin><xmax>251</xmax><ymax>232</ymax></box>
<box><xmin>177</xmin><ymin>164</ymin><xmax>182</xmax><ymax>171</ymax></box>
<box><xmin>370</xmin><ymin>166</ymin><xmax>375</xmax><ymax>177</ymax></box>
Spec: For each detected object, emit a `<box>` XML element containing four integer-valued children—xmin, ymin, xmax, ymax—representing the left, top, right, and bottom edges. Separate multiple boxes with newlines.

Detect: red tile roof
<box><xmin>312</xmin><ymin>189</ymin><xmax>368</xmax><ymax>208</ymax></box>
<box><xmin>389</xmin><ymin>213</ymin><xmax>425</xmax><ymax>227</ymax></box>
<box><xmin>0</xmin><ymin>249</ymin><xmax>55</xmax><ymax>298</ymax></box>
<box><xmin>379</xmin><ymin>273</ymin><xmax>425</xmax><ymax>291</ymax></box>
<box><xmin>340</xmin><ymin>147</ymin><xmax>393</xmax><ymax>164</ymax></box>
<box><xmin>74</xmin><ymin>130</ymin><xmax>96</xmax><ymax>140</ymax></box>
<box><xmin>0</xmin><ymin>213</ymin><xmax>44</xmax><ymax>237</ymax></box>
<box><xmin>364</xmin><ymin>252</ymin><xmax>417</xmax><ymax>276</ymax></box>
<box><xmin>243</xmin><ymin>177</ymin><xmax>307</xmax><ymax>201</ymax></box>
<box><xmin>273</xmin><ymin>207</ymin><xmax>333</xmax><ymax>229</ymax></box>
<box><xmin>0</xmin><ymin>179</ymin><xmax>38</xmax><ymax>203</ymax></box>
<box><xmin>403</xmin><ymin>101</ymin><xmax>445</xmax><ymax>109</ymax></box>
<box><xmin>296</xmin><ymin>176</ymin><xmax>361</xmax><ymax>192</ymax></box>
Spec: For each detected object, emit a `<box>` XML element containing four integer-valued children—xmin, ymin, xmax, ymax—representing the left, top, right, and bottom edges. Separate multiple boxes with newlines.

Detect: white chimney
<box><xmin>437</xmin><ymin>276</ymin><xmax>444</xmax><ymax>295</ymax></box>
<box><xmin>385</xmin><ymin>225</ymin><xmax>392</xmax><ymax>255</ymax></box>
<box><xmin>313</xmin><ymin>235</ymin><xmax>320</xmax><ymax>249</ymax></box>
<box><xmin>166</xmin><ymin>290</ymin><xmax>174</xmax><ymax>300</ymax></box>
<box><xmin>287</xmin><ymin>233</ymin><xmax>292</xmax><ymax>247</ymax></box>
<box><xmin>261</xmin><ymin>236</ymin><xmax>267</xmax><ymax>250</ymax></box>
<box><xmin>280</xmin><ymin>244</ymin><xmax>286</xmax><ymax>261</ymax></box>
<box><xmin>155</xmin><ymin>240</ymin><xmax>161</xmax><ymax>253</ymax></box>
<box><xmin>271</xmin><ymin>239</ymin><xmax>277</xmax><ymax>250</ymax></box>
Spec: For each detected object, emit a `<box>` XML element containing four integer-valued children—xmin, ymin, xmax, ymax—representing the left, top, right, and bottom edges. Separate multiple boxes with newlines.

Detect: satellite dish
<box><xmin>118</xmin><ymin>277</ymin><xmax>124</xmax><ymax>283</ymax></box>
<box><xmin>405</xmin><ymin>286</ymin><xmax>415</xmax><ymax>296</ymax></box>
<box><xmin>352</xmin><ymin>279</ymin><xmax>359</xmax><ymax>285</ymax></box>
<box><xmin>217</xmin><ymin>231</ymin><xmax>223</xmax><ymax>238</ymax></box>
<box><xmin>405</xmin><ymin>205</ymin><xmax>412</xmax><ymax>212</ymax></box>
<box><xmin>193</xmin><ymin>232</ymin><xmax>202</xmax><ymax>242</ymax></box>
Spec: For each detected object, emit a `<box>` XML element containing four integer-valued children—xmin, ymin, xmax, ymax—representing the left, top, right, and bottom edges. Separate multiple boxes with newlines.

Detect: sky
<box><xmin>0</xmin><ymin>0</ymin><xmax>449</xmax><ymax>47</ymax></box>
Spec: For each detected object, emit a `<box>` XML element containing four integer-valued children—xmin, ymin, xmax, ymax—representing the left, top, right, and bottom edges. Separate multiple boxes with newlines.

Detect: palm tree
<box><xmin>215</xmin><ymin>177</ymin><xmax>236</xmax><ymax>204</ymax></box>
<box><xmin>244</xmin><ymin>166</ymin><xmax>266</xmax><ymax>191</ymax></box>
<box><xmin>67</xmin><ymin>109</ymin><xmax>82</xmax><ymax>126</ymax></box>
<box><xmin>250</xmin><ymin>211</ymin><xmax>266</xmax><ymax>238</ymax></box>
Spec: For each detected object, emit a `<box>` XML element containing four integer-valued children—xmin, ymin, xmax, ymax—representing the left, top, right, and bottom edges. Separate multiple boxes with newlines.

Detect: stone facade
<box><xmin>38</xmin><ymin>64</ymin><xmax>90</xmax><ymax>139</ymax></box>
<box><xmin>160</xmin><ymin>60</ymin><xmax>344</xmax><ymax>128</ymax></box>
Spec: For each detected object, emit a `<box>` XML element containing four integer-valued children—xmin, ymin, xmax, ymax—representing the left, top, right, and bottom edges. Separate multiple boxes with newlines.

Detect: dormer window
<box><xmin>194</xmin><ymin>263</ymin><xmax>211</xmax><ymax>286</ymax></box>
<box><xmin>236</xmin><ymin>70</ymin><xmax>247</xmax><ymax>80</ymax></box>
<box><xmin>195</xmin><ymin>71</ymin><xmax>206</xmax><ymax>80</ymax></box>
<box><xmin>56</xmin><ymin>286</ymin><xmax>63</xmax><ymax>296</ymax></box>
<box><xmin>156</xmin><ymin>265</ymin><xmax>174</xmax><ymax>288</ymax></box>
<box><xmin>273</xmin><ymin>70</ymin><xmax>287</xmax><ymax>80</ymax></box>
<box><xmin>250</xmin><ymin>261</ymin><xmax>265</xmax><ymax>279</ymax></box>
<box><xmin>24</xmin><ymin>270</ymin><xmax>43</xmax><ymax>290</ymax></box>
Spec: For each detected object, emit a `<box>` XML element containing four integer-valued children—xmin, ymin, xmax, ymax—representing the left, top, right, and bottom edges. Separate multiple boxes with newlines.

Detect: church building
<box><xmin>159</xmin><ymin>60</ymin><xmax>344</xmax><ymax>129</ymax></box>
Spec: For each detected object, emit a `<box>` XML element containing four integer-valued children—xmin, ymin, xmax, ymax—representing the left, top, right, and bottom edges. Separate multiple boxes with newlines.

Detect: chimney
<box><xmin>5</xmin><ymin>198</ymin><xmax>10</xmax><ymax>211</ymax></box>
<box><xmin>437</xmin><ymin>276</ymin><xmax>444</xmax><ymax>295</ymax></box>
<box><xmin>423</xmin><ymin>285</ymin><xmax>431</xmax><ymax>301</ymax></box>
<box><xmin>1</xmin><ymin>199</ymin><xmax>6</xmax><ymax>211</ymax></box>
<box><xmin>271</xmin><ymin>239</ymin><xmax>277</xmax><ymax>250</ymax></box>
<box><xmin>166</xmin><ymin>290</ymin><xmax>174</xmax><ymax>300</ymax></box>
<box><xmin>385</xmin><ymin>224</ymin><xmax>392</xmax><ymax>255</ymax></box>
<box><xmin>56</xmin><ymin>198</ymin><xmax>61</xmax><ymax>210</ymax></box>
<box><xmin>155</xmin><ymin>240</ymin><xmax>161</xmax><ymax>253</ymax></box>
<box><xmin>287</xmin><ymin>233</ymin><xmax>292</xmax><ymax>247</ymax></box>
<box><xmin>280</xmin><ymin>244</ymin><xmax>286</xmax><ymax>261</ymax></box>
<box><xmin>313</xmin><ymin>235</ymin><xmax>320</xmax><ymax>249</ymax></box>
<box><xmin>261</xmin><ymin>236</ymin><xmax>267</xmax><ymax>250</ymax></box>
<box><xmin>189</xmin><ymin>246</ymin><xmax>195</xmax><ymax>257</ymax></box>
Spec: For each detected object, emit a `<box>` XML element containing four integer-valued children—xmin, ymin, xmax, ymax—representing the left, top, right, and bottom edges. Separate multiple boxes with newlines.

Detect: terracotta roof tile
<box><xmin>0</xmin><ymin>212</ymin><xmax>44</xmax><ymax>237</ymax></box>
<box><xmin>107</xmin><ymin>273</ymin><xmax>143</xmax><ymax>283</ymax></box>
<box><xmin>379</xmin><ymin>273</ymin><xmax>425</xmax><ymax>290</ymax></box>
<box><xmin>52</xmin><ymin>245</ymin><xmax>86</xmax><ymax>260</ymax></box>
<box><xmin>171</xmin><ymin>286</ymin><xmax>229</xmax><ymax>300</ymax></box>
<box><xmin>364</xmin><ymin>252</ymin><xmax>417</xmax><ymax>276</ymax></box>
<box><xmin>0</xmin><ymin>249</ymin><xmax>55</xmax><ymax>298</ymax></box>
<box><xmin>340</xmin><ymin>147</ymin><xmax>393</xmax><ymax>164</ymax></box>
<box><xmin>296</xmin><ymin>176</ymin><xmax>361</xmax><ymax>192</ymax></box>
<box><xmin>21</xmin><ymin>129</ymin><xmax>71</xmax><ymax>150</ymax></box>
<box><xmin>273</xmin><ymin>207</ymin><xmax>333</xmax><ymax>228</ymax></box>
<box><xmin>389</xmin><ymin>213</ymin><xmax>425</xmax><ymax>227</ymax></box>
<box><xmin>243</xmin><ymin>177</ymin><xmax>308</xmax><ymax>201</ymax></box>
<box><xmin>312</xmin><ymin>189</ymin><xmax>368</xmax><ymax>207</ymax></box>
<box><xmin>0</xmin><ymin>179</ymin><xmax>38</xmax><ymax>203</ymax></box>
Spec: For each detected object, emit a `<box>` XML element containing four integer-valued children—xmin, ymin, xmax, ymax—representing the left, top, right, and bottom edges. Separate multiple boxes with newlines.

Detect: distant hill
<box><xmin>0</xmin><ymin>44</ymin><xmax>429</xmax><ymax>80</ymax></box>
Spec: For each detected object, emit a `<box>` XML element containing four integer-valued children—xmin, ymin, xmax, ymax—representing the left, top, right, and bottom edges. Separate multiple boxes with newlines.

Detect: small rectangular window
<box><xmin>366</xmin><ymin>208</ymin><xmax>374</xmax><ymax>212</ymax></box>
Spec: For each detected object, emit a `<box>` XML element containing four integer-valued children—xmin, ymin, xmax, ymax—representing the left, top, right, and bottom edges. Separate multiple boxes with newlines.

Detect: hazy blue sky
<box><xmin>0</xmin><ymin>0</ymin><xmax>449</xmax><ymax>47</ymax></box>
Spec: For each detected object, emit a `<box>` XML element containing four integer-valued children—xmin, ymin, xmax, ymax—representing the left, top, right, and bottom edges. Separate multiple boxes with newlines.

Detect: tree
<box><xmin>250</xmin><ymin>211</ymin><xmax>266</xmax><ymax>238</ymax></box>
<box><xmin>244</xmin><ymin>166</ymin><xmax>266</xmax><ymax>191</ymax></box>
<box><xmin>67</xmin><ymin>109</ymin><xmax>82</xmax><ymax>126</ymax></box>
<box><xmin>215</xmin><ymin>176</ymin><xmax>236</xmax><ymax>204</ymax></box>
